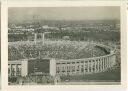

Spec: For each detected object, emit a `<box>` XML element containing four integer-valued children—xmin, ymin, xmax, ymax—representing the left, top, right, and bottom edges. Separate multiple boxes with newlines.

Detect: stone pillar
<box><xmin>97</xmin><ymin>59</ymin><xmax>99</xmax><ymax>72</ymax></box>
<box><xmin>16</xmin><ymin>64</ymin><xmax>18</xmax><ymax>76</ymax></box>
<box><xmin>65</xmin><ymin>65</ymin><xmax>67</xmax><ymax>76</ymax></box>
<box><xmin>14</xmin><ymin>64</ymin><xmax>17</xmax><ymax>76</ymax></box>
<box><xmin>104</xmin><ymin>58</ymin><xmax>106</xmax><ymax>69</ymax></box>
<box><xmin>8</xmin><ymin>64</ymin><xmax>11</xmax><ymax>77</ymax></box>
<box><xmin>50</xmin><ymin>59</ymin><xmax>56</xmax><ymax>77</ymax></box>
<box><xmin>21</xmin><ymin>60</ymin><xmax>28</xmax><ymax>76</ymax></box>
<box><xmin>59</xmin><ymin>65</ymin><xmax>62</xmax><ymax>76</ymax></box>
<box><xmin>111</xmin><ymin>54</ymin><xmax>116</xmax><ymax>66</ymax></box>
<box><xmin>107</xmin><ymin>57</ymin><xmax>109</xmax><ymax>68</ymax></box>
<box><xmin>94</xmin><ymin>60</ymin><xmax>97</xmax><ymax>73</ymax></box>
<box><xmin>104</xmin><ymin>58</ymin><xmax>106</xmax><ymax>70</ymax></box>
<box><xmin>99</xmin><ymin>59</ymin><xmax>101</xmax><ymax>72</ymax></box>
<box><xmin>106</xmin><ymin>58</ymin><xmax>108</xmax><ymax>69</ymax></box>
<box><xmin>91</xmin><ymin>60</ymin><xmax>93</xmax><ymax>73</ymax></box>
<box><xmin>109</xmin><ymin>56</ymin><xmax>111</xmax><ymax>67</ymax></box>
<box><xmin>103</xmin><ymin>58</ymin><xmax>106</xmax><ymax>69</ymax></box>
<box><xmin>90</xmin><ymin>61</ymin><xmax>92</xmax><ymax>73</ymax></box>
<box><xmin>108</xmin><ymin>57</ymin><xmax>110</xmax><ymax>67</ymax></box>
<box><xmin>100</xmin><ymin>59</ymin><xmax>102</xmax><ymax>71</ymax></box>
<box><xmin>108</xmin><ymin>57</ymin><xmax>110</xmax><ymax>68</ymax></box>
<box><xmin>87</xmin><ymin>61</ymin><xmax>90</xmax><ymax>73</ymax></box>
<box><xmin>75</xmin><ymin>62</ymin><xmax>77</xmax><ymax>75</ymax></box>
<box><xmin>84</xmin><ymin>61</ymin><xmax>87</xmax><ymax>74</ymax></box>
<box><xmin>65</xmin><ymin>66</ymin><xmax>67</xmax><ymax>75</ymax></box>
<box><xmin>106</xmin><ymin>57</ymin><xmax>109</xmax><ymax>68</ymax></box>
<box><xmin>10</xmin><ymin>64</ymin><xmax>12</xmax><ymax>76</ymax></box>
<box><xmin>34</xmin><ymin>33</ymin><xmax>37</xmax><ymax>45</ymax></box>
<box><xmin>102</xmin><ymin>58</ymin><xmax>104</xmax><ymax>70</ymax></box>
<box><xmin>95</xmin><ymin>60</ymin><xmax>98</xmax><ymax>73</ymax></box>
<box><xmin>106</xmin><ymin>58</ymin><xmax>108</xmax><ymax>68</ymax></box>
<box><xmin>110</xmin><ymin>56</ymin><xmax>112</xmax><ymax>67</ymax></box>
<box><xmin>42</xmin><ymin>33</ymin><xmax>45</xmax><ymax>45</ymax></box>
<box><xmin>102</xmin><ymin>58</ymin><xmax>106</xmax><ymax>70</ymax></box>
<box><xmin>83</xmin><ymin>61</ymin><xmax>85</xmax><ymax>74</ymax></box>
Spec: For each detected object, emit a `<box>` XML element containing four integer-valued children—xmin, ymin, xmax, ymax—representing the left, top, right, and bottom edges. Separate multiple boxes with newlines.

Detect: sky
<box><xmin>9</xmin><ymin>7</ymin><xmax>120</xmax><ymax>23</ymax></box>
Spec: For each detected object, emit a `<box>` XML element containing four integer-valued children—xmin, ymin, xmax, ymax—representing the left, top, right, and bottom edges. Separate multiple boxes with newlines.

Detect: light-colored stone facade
<box><xmin>55</xmin><ymin>53</ymin><xmax>116</xmax><ymax>76</ymax></box>
<box><xmin>8</xmin><ymin>59</ymin><xmax>28</xmax><ymax>77</ymax></box>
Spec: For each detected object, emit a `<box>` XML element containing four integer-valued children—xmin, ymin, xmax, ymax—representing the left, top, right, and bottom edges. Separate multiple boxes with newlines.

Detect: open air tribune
<box><xmin>8</xmin><ymin>40</ymin><xmax>118</xmax><ymax>84</ymax></box>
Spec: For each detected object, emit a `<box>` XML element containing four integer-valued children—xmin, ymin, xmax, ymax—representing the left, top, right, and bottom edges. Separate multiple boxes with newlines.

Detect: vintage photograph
<box><xmin>8</xmin><ymin>7</ymin><xmax>120</xmax><ymax>85</ymax></box>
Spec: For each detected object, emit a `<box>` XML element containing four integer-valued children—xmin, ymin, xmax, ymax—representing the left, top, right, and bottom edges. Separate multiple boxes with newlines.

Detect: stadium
<box><xmin>8</xmin><ymin>38</ymin><xmax>117</xmax><ymax>84</ymax></box>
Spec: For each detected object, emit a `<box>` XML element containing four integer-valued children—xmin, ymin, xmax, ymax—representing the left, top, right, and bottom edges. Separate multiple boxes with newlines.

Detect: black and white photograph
<box><xmin>8</xmin><ymin>6</ymin><xmax>121</xmax><ymax>85</ymax></box>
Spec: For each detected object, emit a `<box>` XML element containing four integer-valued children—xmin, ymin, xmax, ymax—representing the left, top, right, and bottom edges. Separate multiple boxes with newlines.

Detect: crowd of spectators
<box><xmin>8</xmin><ymin>40</ymin><xmax>107</xmax><ymax>61</ymax></box>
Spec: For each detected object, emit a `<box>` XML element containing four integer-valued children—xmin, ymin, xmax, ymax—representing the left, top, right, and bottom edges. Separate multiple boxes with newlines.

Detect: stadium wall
<box><xmin>55</xmin><ymin>53</ymin><xmax>116</xmax><ymax>76</ymax></box>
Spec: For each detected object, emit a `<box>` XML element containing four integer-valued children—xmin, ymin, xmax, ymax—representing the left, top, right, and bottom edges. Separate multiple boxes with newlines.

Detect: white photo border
<box><xmin>1</xmin><ymin>0</ymin><xmax>127</xmax><ymax>91</ymax></box>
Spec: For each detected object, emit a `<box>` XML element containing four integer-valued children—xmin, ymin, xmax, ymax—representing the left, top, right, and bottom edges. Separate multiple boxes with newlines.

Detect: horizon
<box><xmin>9</xmin><ymin>7</ymin><xmax>120</xmax><ymax>23</ymax></box>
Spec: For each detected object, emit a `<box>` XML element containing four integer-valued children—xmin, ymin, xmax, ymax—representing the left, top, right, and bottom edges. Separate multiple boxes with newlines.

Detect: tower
<box><xmin>50</xmin><ymin>59</ymin><xmax>56</xmax><ymax>77</ymax></box>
